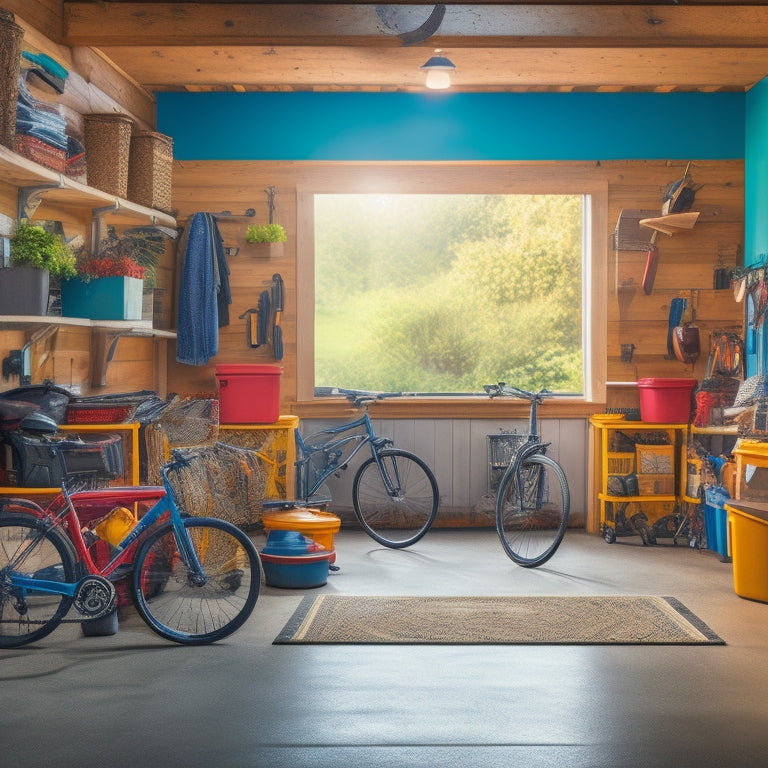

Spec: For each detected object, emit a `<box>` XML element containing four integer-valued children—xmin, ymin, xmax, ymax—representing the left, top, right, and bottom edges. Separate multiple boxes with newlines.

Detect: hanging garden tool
<box><xmin>265</xmin><ymin>186</ymin><xmax>276</xmax><ymax>224</ymax></box>
<box><xmin>639</xmin><ymin>163</ymin><xmax>702</xmax><ymax>295</ymax></box>
<box><xmin>641</xmin><ymin>230</ymin><xmax>659</xmax><ymax>295</ymax></box>
<box><xmin>671</xmin><ymin>292</ymin><xmax>701</xmax><ymax>366</ymax></box>
<box><xmin>271</xmin><ymin>273</ymin><xmax>284</xmax><ymax>361</ymax></box>
<box><xmin>238</xmin><ymin>289</ymin><xmax>271</xmax><ymax>348</ymax></box>
<box><xmin>238</xmin><ymin>307</ymin><xmax>260</xmax><ymax>348</ymax></box>
<box><xmin>661</xmin><ymin>161</ymin><xmax>701</xmax><ymax>215</ymax></box>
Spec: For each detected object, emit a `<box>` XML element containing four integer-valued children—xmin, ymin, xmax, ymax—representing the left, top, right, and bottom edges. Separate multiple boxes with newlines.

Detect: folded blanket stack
<box><xmin>14</xmin><ymin>53</ymin><xmax>86</xmax><ymax>179</ymax></box>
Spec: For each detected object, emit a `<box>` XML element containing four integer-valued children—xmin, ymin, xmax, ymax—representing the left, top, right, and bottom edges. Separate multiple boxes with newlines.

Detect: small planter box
<box><xmin>0</xmin><ymin>266</ymin><xmax>49</xmax><ymax>315</ymax></box>
<box><xmin>62</xmin><ymin>276</ymin><xmax>143</xmax><ymax>320</ymax></box>
<box><xmin>247</xmin><ymin>242</ymin><xmax>283</xmax><ymax>258</ymax></box>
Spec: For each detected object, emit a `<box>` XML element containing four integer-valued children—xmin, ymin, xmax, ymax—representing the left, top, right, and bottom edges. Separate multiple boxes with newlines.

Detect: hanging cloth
<box><xmin>176</xmin><ymin>212</ymin><xmax>229</xmax><ymax>365</ymax></box>
<box><xmin>212</xmin><ymin>220</ymin><xmax>231</xmax><ymax>328</ymax></box>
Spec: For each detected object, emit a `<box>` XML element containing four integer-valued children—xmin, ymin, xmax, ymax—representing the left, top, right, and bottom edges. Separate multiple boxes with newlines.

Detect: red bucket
<box><xmin>637</xmin><ymin>378</ymin><xmax>696</xmax><ymax>423</ymax></box>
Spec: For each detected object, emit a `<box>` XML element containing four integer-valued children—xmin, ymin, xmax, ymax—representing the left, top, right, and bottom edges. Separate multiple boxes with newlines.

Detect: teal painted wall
<box><xmin>746</xmin><ymin>78</ymin><xmax>768</xmax><ymax>266</ymax></box>
<box><xmin>157</xmin><ymin>92</ymin><xmax>744</xmax><ymax>161</ymax></box>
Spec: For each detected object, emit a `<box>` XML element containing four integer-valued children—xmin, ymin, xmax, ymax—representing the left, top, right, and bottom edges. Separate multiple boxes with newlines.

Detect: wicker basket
<box><xmin>127</xmin><ymin>131</ymin><xmax>173</xmax><ymax>212</ymax></box>
<box><xmin>0</xmin><ymin>10</ymin><xmax>23</xmax><ymax>150</ymax></box>
<box><xmin>84</xmin><ymin>113</ymin><xmax>134</xmax><ymax>197</ymax></box>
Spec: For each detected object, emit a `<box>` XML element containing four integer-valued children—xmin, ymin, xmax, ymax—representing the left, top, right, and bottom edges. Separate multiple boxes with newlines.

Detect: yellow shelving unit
<box><xmin>589</xmin><ymin>418</ymin><xmax>689</xmax><ymax>543</ymax></box>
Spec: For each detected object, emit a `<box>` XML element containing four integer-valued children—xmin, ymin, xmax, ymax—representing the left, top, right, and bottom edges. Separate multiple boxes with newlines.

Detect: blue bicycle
<box><xmin>484</xmin><ymin>383</ymin><xmax>570</xmax><ymax>567</ymax></box>
<box><xmin>293</xmin><ymin>392</ymin><xmax>439</xmax><ymax>548</ymax></box>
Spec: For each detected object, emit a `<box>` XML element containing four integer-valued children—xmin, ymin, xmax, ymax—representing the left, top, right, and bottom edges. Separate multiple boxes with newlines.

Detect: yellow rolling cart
<box><xmin>589</xmin><ymin>416</ymin><xmax>689</xmax><ymax>545</ymax></box>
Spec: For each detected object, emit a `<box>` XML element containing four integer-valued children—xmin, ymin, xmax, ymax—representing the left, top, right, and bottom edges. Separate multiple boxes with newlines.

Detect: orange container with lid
<box><xmin>262</xmin><ymin>507</ymin><xmax>341</xmax><ymax>560</ymax></box>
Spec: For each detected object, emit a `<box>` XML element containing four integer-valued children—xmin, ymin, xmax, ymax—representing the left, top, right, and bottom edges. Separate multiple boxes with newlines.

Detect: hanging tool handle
<box><xmin>642</xmin><ymin>231</ymin><xmax>659</xmax><ymax>295</ymax></box>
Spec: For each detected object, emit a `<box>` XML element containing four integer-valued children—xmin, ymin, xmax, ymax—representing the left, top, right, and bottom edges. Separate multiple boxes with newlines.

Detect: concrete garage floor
<box><xmin>2</xmin><ymin>527</ymin><xmax>767</xmax><ymax>768</ymax></box>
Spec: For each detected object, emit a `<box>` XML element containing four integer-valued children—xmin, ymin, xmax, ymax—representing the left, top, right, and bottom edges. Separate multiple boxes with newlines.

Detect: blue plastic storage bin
<box><xmin>260</xmin><ymin>530</ymin><xmax>333</xmax><ymax>588</ymax></box>
<box><xmin>704</xmin><ymin>485</ymin><xmax>731</xmax><ymax>562</ymax></box>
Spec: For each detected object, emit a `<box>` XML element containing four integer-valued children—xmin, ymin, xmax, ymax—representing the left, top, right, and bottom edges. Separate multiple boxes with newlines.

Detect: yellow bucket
<box><xmin>94</xmin><ymin>506</ymin><xmax>136</xmax><ymax>547</ymax></box>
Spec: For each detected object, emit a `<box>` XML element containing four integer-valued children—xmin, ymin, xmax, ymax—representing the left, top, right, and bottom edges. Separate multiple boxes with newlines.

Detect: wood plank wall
<box><xmin>169</xmin><ymin>158</ymin><xmax>744</xmax><ymax>414</ymax></box>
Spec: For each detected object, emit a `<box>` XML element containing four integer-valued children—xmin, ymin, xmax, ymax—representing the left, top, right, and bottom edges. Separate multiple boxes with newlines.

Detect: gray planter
<box><xmin>0</xmin><ymin>266</ymin><xmax>50</xmax><ymax>315</ymax></box>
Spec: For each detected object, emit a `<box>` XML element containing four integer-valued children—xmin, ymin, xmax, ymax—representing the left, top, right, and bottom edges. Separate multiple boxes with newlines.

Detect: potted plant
<box><xmin>0</xmin><ymin>221</ymin><xmax>77</xmax><ymax>315</ymax></box>
<box><xmin>245</xmin><ymin>223</ymin><xmax>287</xmax><ymax>258</ymax></box>
<box><xmin>62</xmin><ymin>228</ymin><xmax>149</xmax><ymax>320</ymax></box>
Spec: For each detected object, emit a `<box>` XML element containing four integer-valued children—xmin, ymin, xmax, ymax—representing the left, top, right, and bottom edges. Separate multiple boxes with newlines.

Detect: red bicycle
<box><xmin>0</xmin><ymin>450</ymin><xmax>260</xmax><ymax>647</ymax></box>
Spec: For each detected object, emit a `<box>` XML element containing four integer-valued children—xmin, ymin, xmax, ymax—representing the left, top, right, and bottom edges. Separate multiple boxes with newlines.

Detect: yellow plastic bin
<box><xmin>262</xmin><ymin>508</ymin><xmax>341</xmax><ymax>562</ymax></box>
<box><xmin>725</xmin><ymin>501</ymin><xmax>768</xmax><ymax>602</ymax></box>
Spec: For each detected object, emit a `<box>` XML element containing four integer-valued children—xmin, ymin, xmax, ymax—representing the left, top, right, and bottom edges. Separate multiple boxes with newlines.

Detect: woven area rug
<box><xmin>274</xmin><ymin>595</ymin><xmax>724</xmax><ymax>645</ymax></box>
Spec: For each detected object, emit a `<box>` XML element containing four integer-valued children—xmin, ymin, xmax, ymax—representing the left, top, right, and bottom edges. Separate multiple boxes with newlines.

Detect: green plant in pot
<box><xmin>62</xmin><ymin>226</ymin><xmax>158</xmax><ymax>321</ymax></box>
<box><xmin>245</xmin><ymin>223</ymin><xmax>287</xmax><ymax>258</ymax></box>
<box><xmin>77</xmin><ymin>225</ymin><xmax>162</xmax><ymax>288</ymax></box>
<box><xmin>245</xmin><ymin>223</ymin><xmax>287</xmax><ymax>243</ymax></box>
<box><xmin>0</xmin><ymin>221</ymin><xmax>77</xmax><ymax>315</ymax></box>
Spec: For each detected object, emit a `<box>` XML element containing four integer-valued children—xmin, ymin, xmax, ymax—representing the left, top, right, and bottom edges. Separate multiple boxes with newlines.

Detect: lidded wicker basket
<box><xmin>127</xmin><ymin>130</ymin><xmax>173</xmax><ymax>212</ymax></box>
<box><xmin>84</xmin><ymin>113</ymin><xmax>134</xmax><ymax>197</ymax></box>
<box><xmin>0</xmin><ymin>9</ymin><xmax>24</xmax><ymax>150</ymax></box>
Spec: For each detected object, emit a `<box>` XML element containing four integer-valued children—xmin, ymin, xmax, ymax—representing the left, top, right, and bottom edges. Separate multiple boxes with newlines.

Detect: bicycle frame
<box><xmin>6</xmin><ymin>467</ymin><xmax>204</xmax><ymax>602</ymax></box>
<box><xmin>294</xmin><ymin>412</ymin><xmax>391</xmax><ymax>500</ymax></box>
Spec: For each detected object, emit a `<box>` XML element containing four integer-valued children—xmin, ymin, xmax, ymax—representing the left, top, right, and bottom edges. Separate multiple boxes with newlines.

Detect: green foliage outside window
<box><xmin>314</xmin><ymin>194</ymin><xmax>584</xmax><ymax>394</ymax></box>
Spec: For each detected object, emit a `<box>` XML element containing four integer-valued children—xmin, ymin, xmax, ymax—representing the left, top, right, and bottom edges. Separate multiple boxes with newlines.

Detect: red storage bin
<box><xmin>637</xmin><ymin>378</ymin><xmax>696</xmax><ymax>423</ymax></box>
<box><xmin>215</xmin><ymin>364</ymin><xmax>282</xmax><ymax>424</ymax></box>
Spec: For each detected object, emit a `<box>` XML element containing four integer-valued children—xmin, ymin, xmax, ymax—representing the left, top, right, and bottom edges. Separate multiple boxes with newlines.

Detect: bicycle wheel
<box><xmin>132</xmin><ymin>517</ymin><xmax>261</xmax><ymax>645</ymax></box>
<box><xmin>353</xmin><ymin>449</ymin><xmax>439</xmax><ymax>548</ymax></box>
<box><xmin>495</xmin><ymin>453</ymin><xmax>569</xmax><ymax>567</ymax></box>
<box><xmin>0</xmin><ymin>514</ymin><xmax>78</xmax><ymax>647</ymax></box>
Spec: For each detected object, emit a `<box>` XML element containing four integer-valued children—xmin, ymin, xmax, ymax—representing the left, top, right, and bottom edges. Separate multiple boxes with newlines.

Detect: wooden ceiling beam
<box><xmin>64</xmin><ymin>3</ymin><xmax>768</xmax><ymax>48</ymax></box>
<box><xmin>95</xmin><ymin>44</ymin><xmax>768</xmax><ymax>91</ymax></box>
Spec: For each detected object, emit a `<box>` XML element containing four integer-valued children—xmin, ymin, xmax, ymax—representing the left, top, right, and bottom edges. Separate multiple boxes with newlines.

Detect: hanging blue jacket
<box><xmin>176</xmin><ymin>212</ymin><xmax>230</xmax><ymax>365</ymax></box>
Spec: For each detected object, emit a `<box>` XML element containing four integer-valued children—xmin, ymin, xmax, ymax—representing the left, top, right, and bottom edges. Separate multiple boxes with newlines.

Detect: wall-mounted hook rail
<box><xmin>212</xmin><ymin>208</ymin><xmax>256</xmax><ymax>222</ymax></box>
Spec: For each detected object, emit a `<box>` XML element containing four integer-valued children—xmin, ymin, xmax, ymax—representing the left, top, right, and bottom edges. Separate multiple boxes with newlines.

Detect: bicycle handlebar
<box><xmin>165</xmin><ymin>449</ymin><xmax>198</xmax><ymax>474</ymax></box>
<box><xmin>483</xmin><ymin>382</ymin><xmax>553</xmax><ymax>401</ymax></box>
<box><xmin>337</xmin><ymin>388</ymin><xmax>404</xmax><ymax>408</ymax></box>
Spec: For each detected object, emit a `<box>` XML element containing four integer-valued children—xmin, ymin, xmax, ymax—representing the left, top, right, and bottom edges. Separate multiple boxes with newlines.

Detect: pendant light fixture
<box><xmin>420</xmin><ymin>50</ymin><xmax>455</xmax><ymax>90</ymax></box>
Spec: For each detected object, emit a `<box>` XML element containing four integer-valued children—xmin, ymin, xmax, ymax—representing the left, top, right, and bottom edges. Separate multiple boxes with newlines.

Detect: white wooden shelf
<box><xmin>0</xmin><ymin>315</ymin><xmax>176</xmax><ymax>338</ymax></box>
<box><xmin>0</xmin><ymin>144</ymin><xmax>176</xmax><ymax>227</ymax></box>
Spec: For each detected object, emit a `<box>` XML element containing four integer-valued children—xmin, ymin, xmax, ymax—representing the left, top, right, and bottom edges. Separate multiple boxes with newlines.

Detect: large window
<box><xmin>313</xmin><ymin>193</ymin><xmax>587</xmax><ymax>395</ymax></box>
<box><xmin>295</xmin><ymin>166</ymin><xmax>607</xmax><ymax>404</ymax></box>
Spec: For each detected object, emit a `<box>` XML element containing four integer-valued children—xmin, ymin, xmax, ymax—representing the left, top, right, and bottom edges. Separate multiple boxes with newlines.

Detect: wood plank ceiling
<box><xmin>62</xmin><ymin>1</ymin><xmax>768</xmax><ymax>93</ymax></box>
